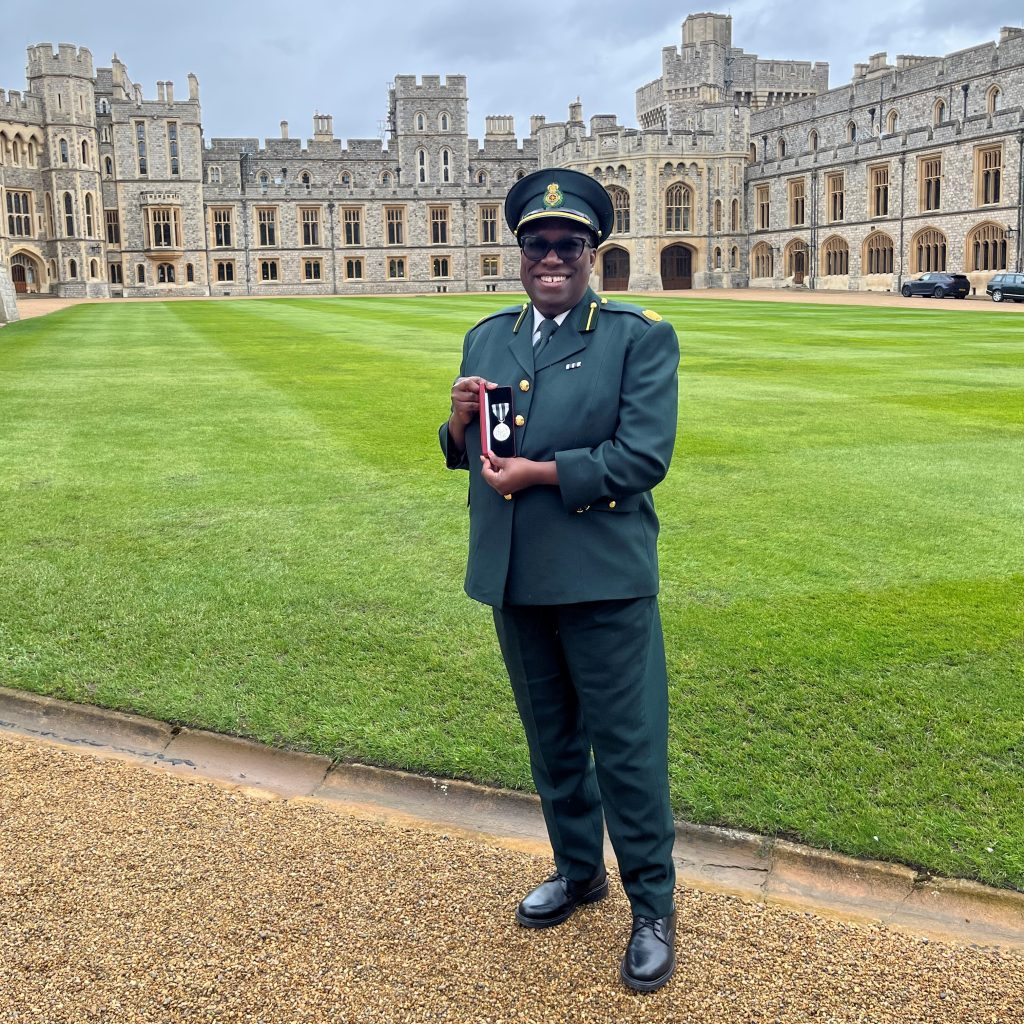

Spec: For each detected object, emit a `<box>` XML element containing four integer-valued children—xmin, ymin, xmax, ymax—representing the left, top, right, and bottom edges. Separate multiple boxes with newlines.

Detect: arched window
<box><xmin>713</xmin><ymin>199</ymin><xmax>723</xmax><ymax>233</ymax></box>
<box><xmin>45</xmin><ymin>193</ymin><xmax>54</xmax><ymax>236</ymax></box>
<box><xmin>933</xmin><ymin>99</ymin><xmax>946</xmax><ymax>126</ymax></box>
<box><xmin>258</xmin><ymin>171</ymin><xmax>269</xmax><ymax>186</ymax></box>
<box><xmin>416</xmin><ymin>112</ymin><xmax>426</xmax><ymax>131</ymax></box>
<box><xmin>209</xmin><ymin>166</ymin><xmax>222</xmax><ymax>184</ymax></box>
<box><xmin>748</xmin><ymin>143</ymin><xmax>757</xmax><ymax>163</ymax></box>
<box><xmin>514</xmin><ymin>168</ymin><xmax>525</xmax><ymax>181</ymax></box>
<box><xmin>808</xmin><ymin>129</ymin><xmax>818</xmax><ymax>152</ymax></box>
<box><xmin>730</xmin><ymin>246</ymin><xmax>739</xmax><ymax>270</ymax></box>
<box><xmin>846</xmin><ymin>121</ymin><xmax>856</xmax><ymax>143</ymax></box>
<box><xmin>913</xmin><ymin>227</ymin><xmax>947</xmax><ymax>273</ymax></box>
<box><xmin>84</xmin><ymin>193</ymin><xmax>95</xmax><ymax>236</ymax></box>
<box><xmin>821</xmin><ymin>236</ymin><xmax>850</xmax><ymax>276</ymax></box>
<box><xmin>300</xmin><ymin>171</ymin><xmax>311</xmax><ymax>186</ymax></box>
<box><xmin>104</xmin><ymin>155</ymin><xmax>113</xmax><ymax>176</ymax></box>
<box><xmin>137</xmin><ymin>264</ymin><xmax>145</xmax><ymax>284</ymax></box>
<box><xmin>439</xmin><ymin>112</ymin><xmax>451</xmax><ymax>131</ymax></box>
<box><xmin>987</xmin><ymin>86</ymin><xmax>1002</xmax><ymax>115</ymax></box>
<box><xmin>714</xmin><ymin>246</ymin><xmax>722</xmax><ymax>269</ymax></box>
<box><xmin>664</xmin><ymin>183</ymin><xmax>692</xmax><ymax>232</ymax></box>
<box><xmin>81</xmin><ymin>139</ymin><xmax>89</xmax><ymax>165</ymax></box>
<box><xmin>864</xmin><ymin>231</ymin><xmax>894</xmax><ymax>274</ymax></box>
<box><xmin>89</xmin><ymin>259</ymin><xmax>98</xmax><ymax>279</ymax></box>
<box><xmin>381</xmin><ymin>170</ymin><xmax>393</xmax><ymax>186</ymax></box>
<box><xmin>476</xmin><ymin>169</ymin><xmax>488</xmax><ymax>185</ymax></box>
<box><xmin>886</xmin><ymin>110</ymin><xmax>899</xmax><ymax>134</ymax></box>
<box><xmin>730</xmin><ymin>198</ymin><xmax>740</xmax><ymax>232</ymax></box>
<box><xmin>607</xmin><ymin>186</ymin><xmax>630</xmax><ymax>234</ymax></box>
<box><xmin>777</xmin><ymin>137</ymin><xmax>786</xmax><ymax>159</ymax></box>
<box><xmin>63</xmin><ymin>192</ymin><xmax>75</xmax><ymax>236</ymax></box>
<box><xmin>340</xmin><ymin>171</ymin><xmax>352</xmax><ymax>186</ymax></box>
<box><xmin>752</xmin><ymin>241</ymin><xmax>773</xmax><ymax>278</ymax></box>
<box><xmin>157</xmin><ymin>263</ymin><xmax>175</xmax><ymax>283</ymax></box>
<box><xmin>186</xmin><ymin>263</ymin><xmax>194</xmax><ymax>282</ymax></box>
<box><xmin>441</xmin><ymin>148</ymin><xmax>451</xmax><ymax>183</ymax></box>
<box><xmin>59</xmin><ymin>138</ymin><xmax>69</xmax><ymax>163</ymax></box>
<box><xmin>27</xmin><ymin>140</ymin><xmax>37</xmax><ymax>165</ymax></box>
<box><xmin>967</xmin><ymin>223</ymin><xmax>1008</xmax><ymax>271</ymax></box>
<box><xmin>417</xmin><ymin>149</ymin><xmax>428</xmax><ymax>183</ymax></box>
<box><xmin>69</xmin><ymin>258</ymin><xmax>78</xmax><ymax>279</ymax></box>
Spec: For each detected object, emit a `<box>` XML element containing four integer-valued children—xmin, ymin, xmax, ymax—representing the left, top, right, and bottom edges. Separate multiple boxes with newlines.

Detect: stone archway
<box><xmin>660</xmin><ymin>244</ymin><xmax>693</xmax><ymax>290</ymax></box>
<box><xmin>602</xmin><ymin>246</ymin><xmax>630</xmax><ymax>291</ymax></box>
<box><xmin>10</xmin><ymin>251</ymin><xmax>43</xmax><ymax>295</ymax></box>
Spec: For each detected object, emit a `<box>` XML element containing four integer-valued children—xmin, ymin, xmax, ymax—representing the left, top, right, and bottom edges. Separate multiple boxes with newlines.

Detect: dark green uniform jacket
<box><xmin>440</xmin><ymin>288</ymin><xmax>680</xmax><ymax>607</ymax></box>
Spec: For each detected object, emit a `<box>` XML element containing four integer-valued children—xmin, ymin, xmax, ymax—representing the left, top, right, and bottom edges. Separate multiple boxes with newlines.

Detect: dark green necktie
<box><xmin>535</xmin><ymin>317</ymin><xmax>558</xmax><ymax>357</ymax></box>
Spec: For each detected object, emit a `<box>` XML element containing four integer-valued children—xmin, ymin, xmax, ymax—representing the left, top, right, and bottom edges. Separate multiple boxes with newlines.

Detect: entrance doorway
<box><xmin>602</xmin><ymin>247</ymin><xmax>630</xmax><ymax>291</ymax></box>
<box><xmin>786</xmin><ymin>241</ymin><xmax>809</xmax><ymax>285</ymax></box>
<box><xmin>660</xmin><ymin>245</ymin><xmax>693</xmax><ymax>289</ymax></box>
<box><xmin>10</xmin><ymin>252</ymin><xmax>41</xmax><ymax>294</ymax></box>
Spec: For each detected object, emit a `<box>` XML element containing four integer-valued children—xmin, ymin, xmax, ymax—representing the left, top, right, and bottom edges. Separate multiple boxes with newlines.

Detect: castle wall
<box><xmin>1</xmin><ymin>17</ymin><xmax>1021</xmax><ymax>304</ymax></box>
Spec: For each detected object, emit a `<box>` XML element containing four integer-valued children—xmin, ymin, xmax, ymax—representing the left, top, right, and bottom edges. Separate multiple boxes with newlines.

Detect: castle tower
<box><xmin>26</xmin><ymin>44</ymin><xmax>106</xmax><ymax>298</ymax></box>
<box><xmin>389</xmin><ymin>75</ymin><xmax>468</xmax><ymax>186</ymax></box>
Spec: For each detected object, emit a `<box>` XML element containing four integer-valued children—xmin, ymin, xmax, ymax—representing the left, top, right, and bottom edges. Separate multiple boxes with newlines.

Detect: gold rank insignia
<box><xmin>543</xmin><ymin>182</ymin><xmax>564</xmax><ymax>208</ymax></box>
<box><xmin>642</xmin><ymin>309</ymin><xmax>663</xmax><ymax>322</ymax></box>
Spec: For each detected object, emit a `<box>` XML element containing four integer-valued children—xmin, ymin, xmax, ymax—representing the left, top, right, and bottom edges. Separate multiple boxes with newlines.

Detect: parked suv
<box><xmin>900</xmin><ymin>272</ymin><xmax>971</xmax><ymax>299</ymax></box>
<box><xmin>986</xmin><ymin>273</ymin><xmax>1024</xmax><ymax>303</ymax></box>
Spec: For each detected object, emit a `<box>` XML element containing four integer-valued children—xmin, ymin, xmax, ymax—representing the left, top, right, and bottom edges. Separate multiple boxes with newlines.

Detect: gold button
<box><xmin>504</xmin><ymin>494</ymin><xmax>512</xmax><ymax>501</ymax></box>
<box><xmin>609</xmin><ymin>500</ymin><xmax>617</xmax><ymax>509</ymax></box>
<box><xmin>515</xmin><ymin>415</ymin><xmax>525</xmax><ymax>427</ymax></box>
<box><xmin>519</xmin><ymin>380</ymin><xmax>530</xmax><ymax>392</ymax></box>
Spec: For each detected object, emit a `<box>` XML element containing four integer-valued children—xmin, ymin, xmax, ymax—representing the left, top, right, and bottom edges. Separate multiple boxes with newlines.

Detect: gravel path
<box><xmin>1</xmin><ymin>734</ymin><xmax>1021</xmax><ymax>1024</ymax></box>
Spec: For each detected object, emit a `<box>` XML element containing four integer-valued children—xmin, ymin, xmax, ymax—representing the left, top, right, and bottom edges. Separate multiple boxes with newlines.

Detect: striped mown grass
<box><xmin>1</xmin><ymin>295</ymin><xmax>1021</xmax><ymax>887</ymax></box>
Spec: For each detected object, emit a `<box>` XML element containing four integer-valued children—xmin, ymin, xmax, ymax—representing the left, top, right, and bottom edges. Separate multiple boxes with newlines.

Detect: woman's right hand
<box><xmin>450</xmin><ymin>376</ymin><xmax>495</xmax><ymax>427</ymax></box>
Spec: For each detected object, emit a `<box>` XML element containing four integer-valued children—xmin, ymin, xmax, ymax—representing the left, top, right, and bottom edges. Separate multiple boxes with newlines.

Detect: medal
<box><xmin>491</xmin><ymin>402</ymin><xmax>511</xmax><ymax>442</ymax></box>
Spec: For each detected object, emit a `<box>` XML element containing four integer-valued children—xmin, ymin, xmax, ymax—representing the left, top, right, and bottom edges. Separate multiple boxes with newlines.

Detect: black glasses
<box><xmin>519</xmin><ymin>235</ymin><xmax>591</xmax><ymax>263</ymax></box>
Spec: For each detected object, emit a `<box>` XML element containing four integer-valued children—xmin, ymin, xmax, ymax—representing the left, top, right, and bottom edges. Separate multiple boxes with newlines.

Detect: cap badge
<box><xmin>543</xmin><ymin>182</ymin><xmax>564</xmax><ymax>209</ymax></box>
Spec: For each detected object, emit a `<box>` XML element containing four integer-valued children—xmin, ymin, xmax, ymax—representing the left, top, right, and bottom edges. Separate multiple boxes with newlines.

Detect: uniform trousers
<box><xmin>492</xmin><ymin>595</ymin><xmax>676</xmax><ymax>919</ymax></box>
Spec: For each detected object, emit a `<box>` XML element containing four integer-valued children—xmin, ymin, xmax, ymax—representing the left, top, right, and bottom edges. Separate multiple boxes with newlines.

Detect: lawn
<box><xmin>1</xmin><ymin>295</ymin><xmax>1021</xmax><ymax>888</ymax></box>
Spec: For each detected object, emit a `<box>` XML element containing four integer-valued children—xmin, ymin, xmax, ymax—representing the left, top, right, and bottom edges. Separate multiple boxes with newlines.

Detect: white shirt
<box><xmin>531</xmin><ymin>307</ymin><xmax>571</xmax><ymax>346</ymax></box>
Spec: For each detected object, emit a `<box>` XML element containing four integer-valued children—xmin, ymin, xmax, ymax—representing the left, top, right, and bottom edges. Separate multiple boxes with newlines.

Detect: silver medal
<box><xmin>491</xmin><ymin>402</ymin><xmax>511</xmax><ymax>443</ymax></box>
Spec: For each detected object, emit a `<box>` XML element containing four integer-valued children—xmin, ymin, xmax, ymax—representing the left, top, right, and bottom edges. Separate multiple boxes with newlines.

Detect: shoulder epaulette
<box><xmin>599</xmin><ymin>298</ymin><xmax>663</xmax><ymax>323</ymax></box>
<box><xmin>472</xmin><ymin>303</ymin><xmax>527</xmax><ymax>329</ymax></box>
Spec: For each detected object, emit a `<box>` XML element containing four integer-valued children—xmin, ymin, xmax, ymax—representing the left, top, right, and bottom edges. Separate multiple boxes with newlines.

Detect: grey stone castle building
<box><xmin>1</xmin><ymin>14</ymin><xmax>1022</xmax><ymax>314</ymax></box>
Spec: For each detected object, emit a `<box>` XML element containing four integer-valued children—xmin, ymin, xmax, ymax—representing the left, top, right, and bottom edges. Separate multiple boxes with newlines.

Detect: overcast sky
<box><xmin>2</xmin><ymin>1</ymin><xmax>1021</xmax><ymax>146</ymax></box>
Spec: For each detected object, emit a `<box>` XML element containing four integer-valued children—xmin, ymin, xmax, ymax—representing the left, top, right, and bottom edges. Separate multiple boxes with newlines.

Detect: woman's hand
<box><xmin>480</xmin><ymin>453</ymin><xmax>558</xmax><ymax>495</ymax></box>
<box><xmin>447</xmin><ymin>376</ymin><xmax>495</xmax><ymax>451</ymax></box>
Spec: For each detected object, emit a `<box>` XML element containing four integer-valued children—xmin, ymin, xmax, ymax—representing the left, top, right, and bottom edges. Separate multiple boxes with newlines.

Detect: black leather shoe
<box><xmin>620</xmin><ymin>912</ymin><xmax>676</xmax><ymax>992</ymax></box>
<box><xmin>515</xmin><ymin>870</ymin><xmax>608</xmax><ymax>928</ymax></box>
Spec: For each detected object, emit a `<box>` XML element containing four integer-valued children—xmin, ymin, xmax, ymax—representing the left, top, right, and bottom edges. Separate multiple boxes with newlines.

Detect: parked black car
<box><xmin>985</xmin><ymin>273</ymin><xmax>1024</xmax><ymax>303</ymax></box>
<box><xmin>900</xmin><ymin>272</ymin><xmax>971</xmax><ymax>299</ymax></box>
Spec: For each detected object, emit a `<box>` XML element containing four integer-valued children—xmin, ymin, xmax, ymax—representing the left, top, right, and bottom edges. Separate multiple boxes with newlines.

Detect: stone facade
<box><xmin>0</xmin><ymin>258</ymin><xmax>17</xmax><ymax>321</ymax></box>
<box><xmin>744</xmin><ymin>28</ymin><xmax>1024</xmax><ymax>292</ymax></box>
<box><xmin>1</xmin><ymin>18</ymin><xmax>1021</xmax><ymax>300</ymax></box>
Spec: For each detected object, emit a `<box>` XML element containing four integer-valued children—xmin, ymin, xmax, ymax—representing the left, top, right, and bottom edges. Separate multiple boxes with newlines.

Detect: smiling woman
<box><xmin>440</xmin><ymin>167</ymin><xmax>683</xmax><ymax>993</ymax></box>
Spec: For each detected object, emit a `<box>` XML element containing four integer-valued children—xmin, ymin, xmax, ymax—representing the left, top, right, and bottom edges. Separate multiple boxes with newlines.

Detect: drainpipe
<box><xmin>1016</xmin><ymin>131</ymin><xmax>1024</xmax><ymax>273</ymax></box>
<box><xmin>328</xmin><ymin>201</ymin><xmax>337</xmax><ymax>295</ymax></box>
<box><xmin>809</xmin><ymin>168</ymin><xmax>818</xmax><ymax>289</ymax></box>
<box><xmin>897</xmin><ymin>153</ymin><xmax>906</xmax><ymax>288</ymax></box>
<box><xmin>706</xmin><ymin>172</ymin><xmax>713</xmax><ymax>285</ymax></box>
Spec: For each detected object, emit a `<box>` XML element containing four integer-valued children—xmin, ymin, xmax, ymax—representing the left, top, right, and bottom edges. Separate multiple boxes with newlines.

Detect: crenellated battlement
<box><xmin>391</xmin><ymin>74</ymin><xmax>467</xmax><ymax>96</ymax></box>
<box><xmin>27</xmin><ymin>43</ymin><xmax>94</xmax><ymax>81</ymax></box>
<box><xmin>0</xmin><ymin>88</ymin><xmax>44</xmax><ymax>122</ymax></box>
